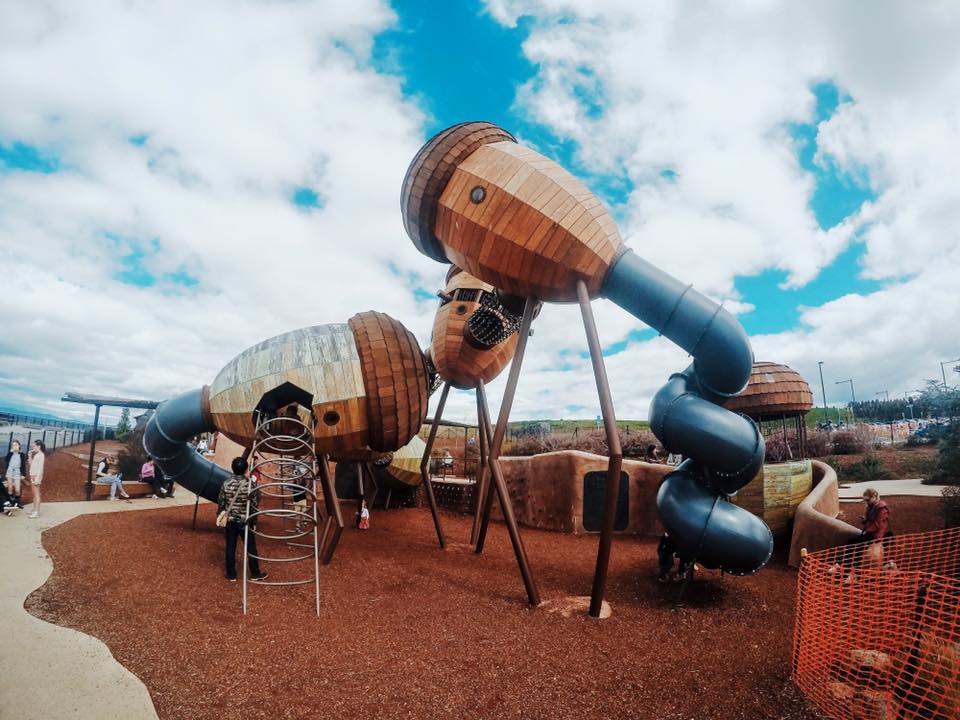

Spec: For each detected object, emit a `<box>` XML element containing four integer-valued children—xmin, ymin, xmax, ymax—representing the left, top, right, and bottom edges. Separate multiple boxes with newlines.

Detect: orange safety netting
<box><xmin>793</xmin><ymin>526</ymin><xmax>960</xmax><ymax>720</ymax></box>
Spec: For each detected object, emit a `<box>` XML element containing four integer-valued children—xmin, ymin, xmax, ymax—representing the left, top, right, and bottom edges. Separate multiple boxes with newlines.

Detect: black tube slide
<box><xmin>601</xmin><ymin>249</ymin><xmax>772</xmax><ymax>574</ymax></box>
<box><xmin>143</xmin><ymin>387</ymin><xmax>229</xmax><ymax>503</ymax></box>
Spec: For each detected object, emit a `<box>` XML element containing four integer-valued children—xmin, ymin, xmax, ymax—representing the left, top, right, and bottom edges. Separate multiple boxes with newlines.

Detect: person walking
<box><xmin>27</xmin><ymin>440</ymin><xmax>45</xmax><ymax>518</ymax></box>
<box><xmin>218</xmin><ymin>457</ymin><xmax>268</xmax><ymax>582</ymax></box>
<box><xmin>3</xmin><ymin>440</ymin><xmax>27</xmax><ymax>510</ymax></box>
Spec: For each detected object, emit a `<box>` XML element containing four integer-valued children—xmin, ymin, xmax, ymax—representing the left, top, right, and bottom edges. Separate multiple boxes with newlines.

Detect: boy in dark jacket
<box><xmin>218</xmin><ymin>457</ymin><xmax>268</xmax><ymax>582</ymax></box>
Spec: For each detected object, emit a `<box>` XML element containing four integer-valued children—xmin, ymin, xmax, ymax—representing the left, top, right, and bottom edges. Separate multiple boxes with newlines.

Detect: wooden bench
<box><xmin>91</xmin><ymin>481</ymin><xmax>154</xmax><ymax>498</ymax></box>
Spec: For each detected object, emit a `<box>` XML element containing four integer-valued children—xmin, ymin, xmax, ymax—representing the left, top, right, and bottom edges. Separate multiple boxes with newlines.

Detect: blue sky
<box><xmin>373</xmin><ymin>3</ymin><xmax>874</xmax><ymax>337</ymax></box>
<box><xmin>2</xmin><ymin>1</ymin><xmax>958</xmax><ymax>424</ymax></box>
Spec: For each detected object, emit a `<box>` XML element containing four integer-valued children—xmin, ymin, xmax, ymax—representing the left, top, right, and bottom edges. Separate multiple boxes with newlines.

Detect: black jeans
<box><xmin>224</xmin><ymin>521</ymin><xmax>262</xmax><ymax>579</ymax></box>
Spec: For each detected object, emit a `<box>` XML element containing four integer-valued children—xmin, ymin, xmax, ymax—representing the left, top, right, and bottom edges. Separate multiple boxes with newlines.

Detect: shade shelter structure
<box><xmin>724</xmin><ymin>362</ymin><xmax>814</xmax><ymax>461</ymax></box>
<box><xmin>61</xmin><ymin>392</ymin><xmax>159</xmax><ymax>500</ymax></box>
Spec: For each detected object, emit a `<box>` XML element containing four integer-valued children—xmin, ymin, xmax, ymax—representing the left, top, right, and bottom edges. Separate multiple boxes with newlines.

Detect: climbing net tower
<box><xmin>793</xmin><ymin>526</ymin><xmax>960</xmax><ymax>720</ymax></box>
<box><xmin>244</xmin><ymin>409</ymin><xmax>322</xmax><ymax>615</ymax></box>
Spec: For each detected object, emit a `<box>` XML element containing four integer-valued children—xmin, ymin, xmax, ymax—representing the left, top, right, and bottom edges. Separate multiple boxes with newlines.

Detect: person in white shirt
<box><xmin>28</xmin><ymin>440</ymin><xmax>45</xmax><ymax>518</ymax></box>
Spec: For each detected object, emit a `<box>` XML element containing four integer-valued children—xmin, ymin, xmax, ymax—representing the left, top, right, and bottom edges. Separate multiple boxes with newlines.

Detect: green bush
<box><xmin>933</xmin><ymin>425</ymin><xmax>960</xmax><ymax>485</ymax></box>
<box><xmin>842</xmin><ymin>454</ymin><xmax>892</xmax><ymax>483</ymax></box>
<box><xmin>941</xmin><ymin>485</ymin><xmax>960</xmax><ymax>528</ymax></box>
<box><xmin>831</xmin><ymin>430</ymin><xmax>868</xmax><ymax>455</ymax></box>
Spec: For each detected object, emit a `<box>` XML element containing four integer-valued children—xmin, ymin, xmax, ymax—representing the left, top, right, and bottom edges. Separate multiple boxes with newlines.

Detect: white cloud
<box><xmin>0</xmin><ymin>0</ymin><xmax>442</xmax><ymax>423</ymax></box>
<box><xmin>477</xmin><ymin>0</ymin><xmax>960</xmax><ymax>410</ymax></box>
<box><xmin>3</xmin><ymin>1</ymin><xmax>959</xmax><ymax>432</ymax></box>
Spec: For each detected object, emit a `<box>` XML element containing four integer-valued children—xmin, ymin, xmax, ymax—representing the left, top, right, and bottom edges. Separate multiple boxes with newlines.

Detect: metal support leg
<box><xmin>317</xmin><ymin>456</ymin><xmax>343</xmax><ymax>565</ymax></box>
<box><xmin>192</xmin><ymin>492</ymin><xmax>201</xmax><ymax>530</ymax></box>
<box><xmin>419</xmin><ymin>382</ymin><xmax>450</xmax><ymax>549</ymax></box>
<box><xmin>363</xmin><ymin>463</ymin><xmax>379</xmax><ymax>509</ymax></box>
<box><xmin>470</xmin><ymin>385</ymin><xmax>492</xmax><ymax>546</ymax></box>
<box><xmin>577</xmin><ymin>280</ymin><xmax>624</xmax><ymax>618</ymax></box>
<box><xmin>473</xmin><ymin>298</ymin><xmax>541</xmax><ymax>607</ymax></box>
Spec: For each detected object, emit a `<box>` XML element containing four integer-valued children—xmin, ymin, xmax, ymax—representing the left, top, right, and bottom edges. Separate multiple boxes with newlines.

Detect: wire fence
<box><xmin>793</xmin><ymin>526</ymin><xmax>960</xmax><ymax>720</ymax></box>
<box><xmin>3</xmin><ymin>426</ymin><xmax>110</xmax><ymax>453</ymax></box>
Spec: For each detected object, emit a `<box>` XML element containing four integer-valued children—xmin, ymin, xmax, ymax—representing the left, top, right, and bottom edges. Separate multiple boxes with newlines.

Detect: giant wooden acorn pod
<box><xmin>208</xmin><ymin>312</ymin><xmax>429</xmax><ymax>457</ymax></box>
<box><xmin>401</xmin><ymin>121</ymin><xmax>623</xmax><ymax>302</ymax></box>
<box><xmin>430</xmin><ymin>266</ymin><xmax>519</xmax><ymax>389</ymax></box>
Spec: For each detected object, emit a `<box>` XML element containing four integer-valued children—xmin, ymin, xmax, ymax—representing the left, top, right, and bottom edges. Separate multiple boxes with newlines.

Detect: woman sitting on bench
<box><xmin>96</xmin><ymin>456</ymin><xmax>130</xmax><ymax>500</ymax></box>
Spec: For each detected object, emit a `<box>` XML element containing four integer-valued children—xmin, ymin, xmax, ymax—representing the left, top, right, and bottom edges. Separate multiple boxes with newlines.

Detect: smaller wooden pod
<box><xmin>430</xmin><ymin>267</ymin><xmax>518</xmax><ymax>389</ymax></box>
<box><xmin>402</xmin><ymin>121</ymin><xmax>624</xmax><ymax>302</ymax></box>
<box><xmin>725</xmin><ymin>362</ymin><xmax>814</xmax><ymax>418</ymax></box>
<box><xmin>732</xmin><ymin>460</ymin><xmax>814</xmax><ymax>535</ymax></box>
<box><xmin>207</xmin><ymin>313</ymin><xmax>429</xmax><ymax>457</ymax></box>
<box><xmin>382</xmin><ymin>434</ymin><xmax>426</xmax><ymax>487</ymax></box>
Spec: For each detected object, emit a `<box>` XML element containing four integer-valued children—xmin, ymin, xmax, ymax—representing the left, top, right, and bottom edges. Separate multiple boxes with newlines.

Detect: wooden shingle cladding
<box><xmin>401</xmin><ymin>121</ymin><xmax>516</xmax><ymax>263</ymax></box>
<box><xmin>724</xmin><ymin>362</ymin><xmax>814</xmax><ymax>418</ymax></box>
<box><xmin>348</xmin><ymin>311</ymin><xmax>430</xmax><ymax>453</ymax></box>
<box><xmin>384</xmin><ymin>434</ymin><xmax>426</xmax><ymax>487</ymax></box>
<box><xmin>208</xmin><ymin>324</ymin><xmax>369</xmax><ymax>454</ymax></box>
<box><xmin>401</xmin><ymin>121</ymin><xmax>624</xmax><ymax>302</ymax></box>
<box><xmin>429</xmin><ymin>268</ymin><xmax>518</xmax><ymax>389</ymax></box>
<box><xmin>435</xmin><ymin>141</ymin><xmax>623</xmax><ymax>301</ymax></box>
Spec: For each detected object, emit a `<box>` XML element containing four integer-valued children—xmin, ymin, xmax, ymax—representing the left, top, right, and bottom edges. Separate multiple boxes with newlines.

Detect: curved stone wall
<box><xmin>788</xmin><ymin>459</ymin><xmax>860</xmax><ymax>566</ymax></box>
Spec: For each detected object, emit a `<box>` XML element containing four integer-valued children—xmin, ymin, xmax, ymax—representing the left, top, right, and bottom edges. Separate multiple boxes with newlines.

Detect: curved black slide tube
<box><xmin>602</xmin><ymin>249</ymin><xmax>772</xmax><ymax>574</ymax></box>
<box><xmin>143</xmin><ymin>387</ymin><xmax>229</xmax><ymax>503</ymax></box>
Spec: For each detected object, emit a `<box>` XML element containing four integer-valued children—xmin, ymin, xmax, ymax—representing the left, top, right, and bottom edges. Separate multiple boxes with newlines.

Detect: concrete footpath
<box><xmin>838</xmin><ymin>478</ymin><xmax>948</xmax><ymax>500</ymax></box>
<box><xmin>0</xmin><ymin>495</ymin><xmax>201</xmax><ymax>720</ymax></box>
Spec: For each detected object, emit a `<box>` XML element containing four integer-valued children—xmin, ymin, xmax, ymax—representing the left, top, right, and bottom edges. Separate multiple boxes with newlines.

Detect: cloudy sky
<box><xmin>1</xmin><ymin>0</ymin><xmax>958</xmax><ymax>426</ymax></box>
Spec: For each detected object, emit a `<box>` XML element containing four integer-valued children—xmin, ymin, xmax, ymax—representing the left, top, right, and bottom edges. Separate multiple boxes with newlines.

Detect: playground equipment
<box><xmin>726</xmin><ymin>362</ymin><xmax>816</xmax><ymax>535</ymax></box>
<box><xmin>144</xmin><ymin>313</ymin><xmax>444</xmax><ymax>568</ymax></box>
<box><xmin>793</xmin><ymin>527</ymin><xmax>960</xmax><ymax>720</ymax></box>
<box><xmin>422</xmin><ymin>265</ymin><xmax>538</xmax><ymax>549</ymax></box>
<box><xmin>243</xmin><ymin>410</ymin><xmax>322</xmax><ymax>615</ymax></box>
<box><xmin>402</xmin><ymin>121</ymin><xmax>772</xmax><ymax>616</ymax></box>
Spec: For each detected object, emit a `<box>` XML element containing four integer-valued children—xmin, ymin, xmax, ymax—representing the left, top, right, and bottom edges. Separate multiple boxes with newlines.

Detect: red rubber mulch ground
<box><xmin>27</xmin><ymin>504</ymin><xmax>823</xmax><ymax>720</ymax></box>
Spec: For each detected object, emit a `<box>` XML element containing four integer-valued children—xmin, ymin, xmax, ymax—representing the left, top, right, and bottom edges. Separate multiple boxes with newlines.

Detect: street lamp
<box><xmin>836</xmin><ymin>378</ymin><xmax>856</xmax><ymax>423</ymax></box>
<box><xmin>941</xmin><ymin>358</ymin><xmax>960</xmax><ymax>389</ymax></box>
<box><xmin>817</xmin><ymin>361</ymin><xmax>828</xmax><ymax>427</ymax></box>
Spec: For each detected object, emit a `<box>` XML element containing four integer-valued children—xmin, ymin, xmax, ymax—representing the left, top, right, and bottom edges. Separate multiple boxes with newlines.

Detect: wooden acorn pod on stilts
<box><xmin>402</xmin><ymin>122</ymin><xmax>771</xmax><ymax>616</ymax></box>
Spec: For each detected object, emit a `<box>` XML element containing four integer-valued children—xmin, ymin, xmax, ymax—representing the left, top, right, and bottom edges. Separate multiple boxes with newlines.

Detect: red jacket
<box><xmin>862</xmin><ymin>500</ymin><xmax>889</xmax><ymax>540</ymax></box>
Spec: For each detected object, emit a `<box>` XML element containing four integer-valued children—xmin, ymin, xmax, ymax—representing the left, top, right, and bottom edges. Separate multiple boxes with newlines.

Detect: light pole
<box><xmin>817</xmin><ymin>361</ymin><xmax>828</xmax><ymax>427</ymax></box>
<box><xmin>940</xmin><ymin>358</ymin><xmax>960</xmax><ymax>389</ymax></box>
<box><xmin>836</xmin><ymin>378</ymin><xmax>855</xmax><ymax>423</ymax></box>
<box><xmin>876</xmin><ymin>390</ymin><xmax>889</xmax><ymax>401</ymax></box>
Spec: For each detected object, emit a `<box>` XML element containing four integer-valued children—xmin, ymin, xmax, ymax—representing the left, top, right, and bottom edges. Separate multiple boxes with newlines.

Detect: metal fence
<box><xmin>3</xmin><ymin>426</ymin><xmax>109</xmax><ymax>453</ymax></box>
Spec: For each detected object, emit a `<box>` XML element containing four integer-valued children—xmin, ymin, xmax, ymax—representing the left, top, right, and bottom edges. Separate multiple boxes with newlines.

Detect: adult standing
<box><xmin>28</xmin><ymin>440</ymin><xmax>45</xmax><ymax>518</ymax></box>
<box><xmin>3</xmin><ymin>440</ymin><xmax>27</xmax><ymax>510</ymax></box>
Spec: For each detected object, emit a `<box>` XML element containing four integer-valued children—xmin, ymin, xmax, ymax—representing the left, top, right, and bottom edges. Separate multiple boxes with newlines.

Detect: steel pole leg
<box><xmin>419</xmin><ymin>382</ymin><xmax>450</xmax><ymax>549</ymax></box>
<box><xmin>576</xmin><ymin>280</ymin><xmax>624</xmax><ymax>618</ymax></box>
<box><xmin>476</xmin><ymin>297</ymin><xmax>535</xmax><ymax>551</ymax></box>
<box><xmin>470</xmin><ymin>385</ymin><xmax>492</xmax><ymax>546</ymax></box>
<box><xmin>318</xmin><ymin>456</ymin><xmax>344</xmax><ymax>564</ymax></box>
<box><xmin>473</xmin><ymin>298</ymin><xmax>541</xmax><ymax>607</ymax></box>
<box><xmin>192</xmin><ymin>492</ymin><xmax>201</xmax><ymax>530</ymax></box>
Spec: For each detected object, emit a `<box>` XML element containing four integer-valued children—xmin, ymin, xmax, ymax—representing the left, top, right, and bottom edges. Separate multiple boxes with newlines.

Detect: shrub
<box><xmin>843</xmin><ymin>454</ymin><xmax>892</xmax><ymax>483</ymax></box>
<box><xmin>116</xmin><ymin>425</ymin><xmax>147</xmax><ymax>481</ymax></box>
<box><xmin>831</xmin><ymin>429</ymin><xmax>868</xmax><ymax>455</ymax></box>
<box><xmin>804</xmin><ymin>431</ymin><xmax>832</xmax><ymax>458</ymax></box>
<box><xmin>941</xmin><ymin>485</ymin><xmax>960</xmax><ymax>528</ymax></box>
<box><xmin>506</xmin><ymin>429</ymin><xmax>663</xmax><ymax>459</ymax></box>
<box><xmin>933</xmin><ymin>424</ymin><xmax>960</xmax><ymax>485</ymax></box>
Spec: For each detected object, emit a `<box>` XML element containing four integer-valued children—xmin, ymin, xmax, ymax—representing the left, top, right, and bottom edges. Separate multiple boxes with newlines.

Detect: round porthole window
<box><xmin>470</xmin><ymin>185</ymin><xmax>486</xmax><ymax>204</ymax></box>
<box><xmin>322</xmin><ymin>410</ymin><xmax>340</xmax><ymax>426</ymax></box>
<box><xmin>456</xmin><ymin>304</ymin><xmax>468</xmax><ymax>315</ymax></box>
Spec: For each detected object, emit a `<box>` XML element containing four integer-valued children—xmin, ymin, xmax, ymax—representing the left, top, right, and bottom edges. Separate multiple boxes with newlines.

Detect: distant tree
<box><xmin>115</xmin><ymin>408</ymin><xmax>132</xmax><ymax>441</ymax></box>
